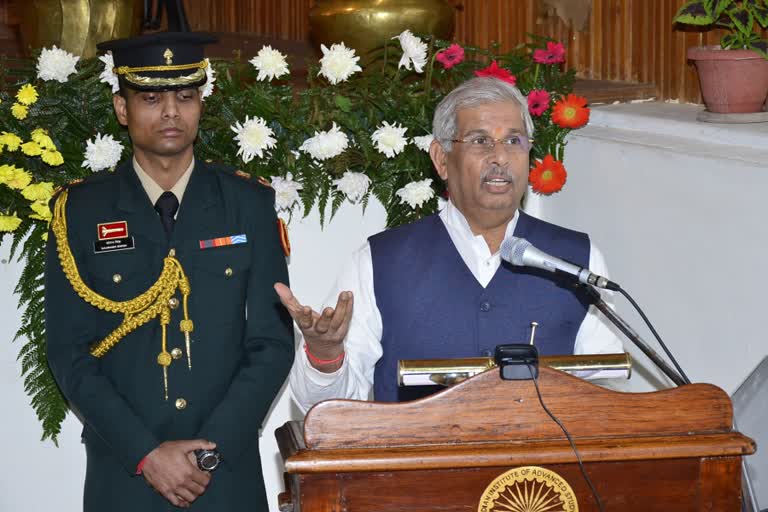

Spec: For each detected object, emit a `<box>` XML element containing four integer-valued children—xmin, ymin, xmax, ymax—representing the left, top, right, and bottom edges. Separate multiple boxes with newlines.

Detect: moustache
<box><xmin>480</xmin><ymin>166</ymin><xmax>516</xmax><ymax>183</ymax></box>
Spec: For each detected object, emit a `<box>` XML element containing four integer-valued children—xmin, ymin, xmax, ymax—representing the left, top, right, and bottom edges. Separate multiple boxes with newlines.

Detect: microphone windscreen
<box><xmin>500</xmin><ymin>237</ymin><xmax>531</xmax><ymax>266</ymax></box>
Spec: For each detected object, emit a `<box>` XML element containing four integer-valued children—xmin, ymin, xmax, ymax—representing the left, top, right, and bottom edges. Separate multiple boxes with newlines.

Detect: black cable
<box><xmin>528</xmin><ymin>364</ymin><xmax>606</xmax><ymax>512</ymax></box>
<box><xmin>616</xmin><ymin>287</ymin><xmax>691</xmax><ymax>385</ymax></box>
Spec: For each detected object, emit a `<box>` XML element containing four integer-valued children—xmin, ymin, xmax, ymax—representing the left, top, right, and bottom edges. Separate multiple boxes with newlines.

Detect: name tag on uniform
<box><xmin>94</xmin><ymin>237</ymin><xmax>135</xmax><ymax>253</ymax></box>
<box><xmin>199</xmin><ymin>234</ymin><xmax>247</xmax><ymax>250</ymax></box>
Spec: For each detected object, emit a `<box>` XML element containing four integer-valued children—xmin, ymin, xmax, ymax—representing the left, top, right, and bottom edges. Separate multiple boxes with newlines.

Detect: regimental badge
<box><xmin>97</xmin><ymin>221</ymin><xmax>128</xmax><ymax>240</ymax></box>
<box><xmin>94</xmin><ymin>221</ymin><xmax>133</xmax><ymax>253</ymax></box>
<box><xmin>477</xmin><ymin>466</ymin><xmax>578</xmax><ymax>512</ymax></box>
<box><xmin>277</xmin><ymin>218</ymin><xmax>290</xmax><ymax>257</ymax></box>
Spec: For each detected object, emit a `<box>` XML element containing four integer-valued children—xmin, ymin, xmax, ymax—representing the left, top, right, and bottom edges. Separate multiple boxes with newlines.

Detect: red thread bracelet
<box><xmin>136</xmin><ymin>456</ymin><xmax>148</xmax><ymax>475</ymax></box>
<box><xmin>304</xmin><ymin>343</ymin><xmax>345</xmax><ymax>366</ymax></box>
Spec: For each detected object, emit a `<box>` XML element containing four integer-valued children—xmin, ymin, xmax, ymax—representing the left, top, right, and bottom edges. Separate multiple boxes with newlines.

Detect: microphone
<box><xmin>500</xmin><ymin>237</ymin><xmax>620</xmax><ymax>291</ymax></box>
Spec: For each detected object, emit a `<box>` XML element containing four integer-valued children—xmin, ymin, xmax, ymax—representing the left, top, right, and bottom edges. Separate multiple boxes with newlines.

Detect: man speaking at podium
<box><xmin>277</xmin><ymin>77</ymin><xmax>622</xmax><ymax>412</ymax></box>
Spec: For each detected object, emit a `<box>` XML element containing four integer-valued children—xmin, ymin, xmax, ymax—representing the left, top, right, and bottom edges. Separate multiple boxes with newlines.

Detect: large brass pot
<box><xmin>19</xmin><ymin>0</ymin><xmax>142</xmax><ymax>59</ymax></box>
<box><xmin>309</xmin><ymin>0</ymin><xmax>455</xmax><ymax>62</ymax></box>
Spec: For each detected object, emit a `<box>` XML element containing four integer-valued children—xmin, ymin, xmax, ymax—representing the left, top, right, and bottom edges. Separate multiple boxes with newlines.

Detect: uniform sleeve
<box><xmin>288</xmin><ymin>242</ymin><xmax>383</xmax><ymax>413</ymax></box>
<box><xmin>44</xmin><ymin>214</ymin><xmax>159</xmax><ymax>474</ymax></box>
<box><xmin>196</xmin><ymin>190</ymin><xmax>294</xmax><ymax>465</ymax></box>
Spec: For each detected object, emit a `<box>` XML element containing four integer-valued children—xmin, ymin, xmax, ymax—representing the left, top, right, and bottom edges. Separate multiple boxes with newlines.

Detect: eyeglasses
<box><xmin>450</xmin><ymin>134</ymin><xmax>534</xmax><ymax>154</ymax></box>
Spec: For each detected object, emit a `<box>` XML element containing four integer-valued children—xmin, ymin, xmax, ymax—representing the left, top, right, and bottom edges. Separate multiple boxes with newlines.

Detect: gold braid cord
<box><xmin>52</xmin><ymin>191</ymin><xmax>195</xmax><ymax>383</ymax></box>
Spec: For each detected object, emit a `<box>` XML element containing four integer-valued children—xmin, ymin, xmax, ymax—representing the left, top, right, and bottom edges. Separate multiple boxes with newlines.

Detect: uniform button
<box><xmin>479</xmin><ymin>301</ymin><xmax>491</xmax><ymax>312</ymax></box>
<box><xmin>175</xmin><ymin>398</ymin><xmax>187</xmax><ymax>410</ymax></box>
<box><xmin>171</xmin><ymin>348</ymin><xmax>183</xmax><ymax>360</ymax></box>
<box><xmin>168</xmin><ymin>248</ymin><xmax>176</xmax><ymax>258</ymax></box>
<box><xmin>224</xmin><ymin>267</ymin><xmax>233</xmax><ymax>278</ymax></box>
<box><xmin>168</xmin><ymin>297</ymin><xmax>180</xmax><ymax>310</ymax></box>
<box><xmin>481</xmin><ymin>349</ymin><xmax>493</xmax><ymax>357</ymax></box>
<box><xmin>112</xmin><ymin>274</ymin><xmax>122</xmax><ymax>284</ymax></box>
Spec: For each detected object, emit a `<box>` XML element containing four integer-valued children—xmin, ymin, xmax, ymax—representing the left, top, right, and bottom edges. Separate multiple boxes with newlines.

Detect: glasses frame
<box><xmin>449</xmin><ymin>135</ymin><xmax>535</xmax><ymax>153</ymax></box>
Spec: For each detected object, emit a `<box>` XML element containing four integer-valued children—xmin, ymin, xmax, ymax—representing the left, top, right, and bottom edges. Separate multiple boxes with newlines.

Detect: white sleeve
<box><xmin>573</xmin><ymin>241</ymin><xmax>625</xmax><ymax>355</ymax></box>
<box><xmin>288</xmin><ymin>243</ymin><xmax>383</xmax><ymax>413</ymax></box>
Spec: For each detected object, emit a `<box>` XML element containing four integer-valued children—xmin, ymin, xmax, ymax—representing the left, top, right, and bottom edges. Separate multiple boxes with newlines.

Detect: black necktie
<box><xmin>154</xmin><ymin>191</ymin><xmax>179</xmax><ymax>236</ymax></box>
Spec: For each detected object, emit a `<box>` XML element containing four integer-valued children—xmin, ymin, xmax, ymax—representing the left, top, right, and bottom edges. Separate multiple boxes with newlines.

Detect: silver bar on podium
<box><xmin>398</xmin><ymin>353</ymin><xmax>632</xmax><ymax>387</ymax></box>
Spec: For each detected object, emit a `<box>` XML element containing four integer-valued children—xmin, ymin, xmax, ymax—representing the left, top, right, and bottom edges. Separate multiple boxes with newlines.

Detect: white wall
<box><xmin>2</xmin><ymin>102</ymin><xmax>766</xmax><ymax>510</ymax></box>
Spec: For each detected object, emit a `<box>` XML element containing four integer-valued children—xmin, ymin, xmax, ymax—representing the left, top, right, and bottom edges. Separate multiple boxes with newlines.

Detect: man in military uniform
<box><xmin>44</xmin><ymin>32</ymin><xmax>293</xmax><ymax>510</ymax></box>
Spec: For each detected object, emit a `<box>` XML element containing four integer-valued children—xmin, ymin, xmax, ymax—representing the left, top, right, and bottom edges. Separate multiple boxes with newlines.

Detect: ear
<box><xmin>429</xmin><ymin>139</ymin><xmax>450</xmax><ymax>182</ymax></box>
<box><xmin>113</xmin><ymin>94</ymin><xmax>128</xmax><ymax>126</ymax></box>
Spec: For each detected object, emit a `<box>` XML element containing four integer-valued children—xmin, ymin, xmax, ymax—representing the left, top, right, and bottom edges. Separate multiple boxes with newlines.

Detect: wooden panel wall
<box><xmin>3</xmin><ymin>0</ymin><xmax>767</xmax><ymax>103</ymax></box>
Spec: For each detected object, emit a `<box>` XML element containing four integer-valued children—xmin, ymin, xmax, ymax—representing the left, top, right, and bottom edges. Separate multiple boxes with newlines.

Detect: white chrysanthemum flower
<box><xmin>82</xmin><ymin>133</ymin><xmax>124</xmax><ymax>172</ymax></box>
<box><xmin>396</xmin><ymin>178</ymin><xmax>434</xmax><ymax>209</ymax></box>
<box><xmin>318</xmin><ymin>43</ymin><xmax>362</xmax><ymax>85</ymax></box>
<box><xmin>393</xmin><ymin>30</ymin><xmax>428</xmax><ymax>73</ymax></box>
<box><xmin>249</xmin><ymin>46</ymin><xmax>290</xmax><ymax>81</ymax></box>
<box><xmin>98</xmin><ymin>53</ymin><xmax>120</xmax><ymax>93</ymax></box>
<box><xmin>199</xmin><ymin>59</ymin><xmax>216</xmax><ymax>100</ymax></box>
<box><xmin>333</xmin><ymin>171</ymin><xmax>371</xmax><ymax>203</ymax></box>
<box><xmin>230</xmin><ymin>116</ymin><xmax>276</xmax><ymax>163</ymax></box>
<box><xmin>36</xmin><ymin>45</ymin><xmax>79</xmax><ymax>83</ymax></box>
<box><xmin>371</xmin><ymin>121</ymin><xmax>408</xmax><ymax>158</ymax></box>
<box><xmin>412</xmin><ymin>134</ymin><xmax>434</xmax><ymax>152</ymax></box>
<box><xmin>271</xmin><ymin>172</ymin><xmax>303</xmax><ymax>212</ymax></box>
<box><xmin>299</xmin><ymin>122</ymin><xmax>349</xmax><ymax>161</ymax></box>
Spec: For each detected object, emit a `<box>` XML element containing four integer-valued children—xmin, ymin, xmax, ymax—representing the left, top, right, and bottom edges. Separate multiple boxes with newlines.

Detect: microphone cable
<box><xmin>614</xmin><ymin>287</ymin><xmax>691</xmax><ymax>385</ymax></box>
<box><xmin>528</xmin><ymin>364</ymin><xmax>606</xmax><ymax>512</ymax></box>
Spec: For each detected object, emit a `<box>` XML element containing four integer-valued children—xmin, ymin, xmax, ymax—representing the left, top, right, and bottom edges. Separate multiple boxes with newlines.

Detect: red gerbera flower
<box><xmin>551</xmin><ymin>94</ymin><xmax>590</xmax><ymax>129</ymax></box>
<box><xmin>474</xmin><ymin>60</ymin><xmax>516</xmax><ymax>86</ymax></box>
<box><xmin>436</xmin><ymin>44</ymin><xmax>465</xmax><ymax>69</ymax></box>
<box><xmin>529</xmin><ymin>155</ymin><xmax>567</xmax><ymax>194</ymax></box>
<box><xmin>527</xmin><ymin>89</ymin><xmax>551</xmax><ymax>116</ymax></box>
<box><xmin>533</xmin><ymin>41</ymin><xmax>566</xmax><ymax>65</ymax></box>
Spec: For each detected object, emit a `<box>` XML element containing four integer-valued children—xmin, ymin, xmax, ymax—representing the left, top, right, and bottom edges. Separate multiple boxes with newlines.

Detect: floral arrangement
<box><xmin>674</xmin><ymin>0</ymin><xmax>768</xmax><ymax>58</ymax></box>
<box><xmin>0</xmin><ymin>32</ymin><xmax>590</xmax><ymax>441</ymax></box>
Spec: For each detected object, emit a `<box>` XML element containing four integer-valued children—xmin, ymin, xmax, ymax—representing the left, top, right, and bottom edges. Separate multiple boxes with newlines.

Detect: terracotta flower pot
<box><xmin>687</xmin><ymin>46</ymin><xmax>768</xmax><ymax>114</ymax></box>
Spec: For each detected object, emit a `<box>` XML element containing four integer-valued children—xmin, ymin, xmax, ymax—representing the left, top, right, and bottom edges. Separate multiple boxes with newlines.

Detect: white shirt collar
<box><xmin>438</xmin><ymin>200</ymin><xmax>519</xmax><ymax>287</ymax></box>
<box><xmin>133</xmin><ymin>156</ymin><xmax>195</xmax><ymax>207</ymax></box>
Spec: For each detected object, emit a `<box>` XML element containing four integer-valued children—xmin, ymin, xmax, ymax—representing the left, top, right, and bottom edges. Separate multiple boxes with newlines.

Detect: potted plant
<box><xmin>674</xmin><ymin>0</ymin><xmax>768</xmax><ymax>113</ymax></box>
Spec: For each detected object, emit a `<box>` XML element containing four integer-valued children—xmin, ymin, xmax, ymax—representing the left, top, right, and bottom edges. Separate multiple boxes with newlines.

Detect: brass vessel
<box><xmin>19</xmin><ymin>0</ymin><xmax>142</xmax><ymax>59</ymax></box>
<box><xmin>309</xmin><ymin>0</ymin><xmax>455</xmax><ymax>62</ymax></box>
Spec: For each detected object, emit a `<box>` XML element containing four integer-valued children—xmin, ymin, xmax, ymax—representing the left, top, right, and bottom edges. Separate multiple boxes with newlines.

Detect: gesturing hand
<box><xmin>141</xmin><ymin>439</ymin><xmax>215</xmax><ymax>508</ymax></box>
<box><xmin>274</xmin><ymin>282</ymin><xmax>353</xmax><ymax>372</ymax></box>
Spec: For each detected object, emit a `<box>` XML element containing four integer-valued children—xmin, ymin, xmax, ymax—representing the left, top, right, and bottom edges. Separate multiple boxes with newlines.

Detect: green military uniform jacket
<box><xmin>44</xmin><ymin>158</ymin><xmax>294</xmax><ymax>511</ymax></box>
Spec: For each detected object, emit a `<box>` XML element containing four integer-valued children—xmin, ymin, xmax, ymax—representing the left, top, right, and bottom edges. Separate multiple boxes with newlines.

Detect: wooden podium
<box><xmin>276</xmin><ymin>367</ymin><xmax>756</xmax><ymax>511</ymax></box>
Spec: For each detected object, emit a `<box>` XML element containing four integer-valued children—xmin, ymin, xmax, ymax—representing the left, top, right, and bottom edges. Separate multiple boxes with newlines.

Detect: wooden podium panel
<box><xmin>276</xmin><ymin>367</ymin><xmax>755</xmax><ymax>511</ymax></box>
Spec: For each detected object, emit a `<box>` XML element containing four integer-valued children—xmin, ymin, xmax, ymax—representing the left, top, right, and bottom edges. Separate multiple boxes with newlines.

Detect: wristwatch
<box><xmin>194</xmin><ymin>448</ymin><xmax>222</xmax><ymax>472</ymax></box>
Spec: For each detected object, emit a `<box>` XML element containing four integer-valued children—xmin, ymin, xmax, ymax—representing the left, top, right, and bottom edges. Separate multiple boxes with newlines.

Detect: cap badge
<box><xmin>163</xmin><ymin>48</ymin><xmax>174</xmax><ymax>65</ymax></box>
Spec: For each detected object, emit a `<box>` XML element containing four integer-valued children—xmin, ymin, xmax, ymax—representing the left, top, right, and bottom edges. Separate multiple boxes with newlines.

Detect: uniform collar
<box><xmin>133</xmin><ymin>156</ymin><xmax>195</xmax><ymax>207</ymax></box>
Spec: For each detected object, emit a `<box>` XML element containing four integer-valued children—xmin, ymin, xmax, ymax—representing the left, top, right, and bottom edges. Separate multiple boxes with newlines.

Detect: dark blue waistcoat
<box><xmin>369</xmin><ymin>211</ymin><xmax>592</xmax><ymax>402</ymax></box>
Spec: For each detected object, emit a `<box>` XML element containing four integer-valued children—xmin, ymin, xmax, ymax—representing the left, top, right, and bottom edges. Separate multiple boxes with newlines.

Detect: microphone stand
<box><xmin>581</xmin><ymin>285</ymin><xmax>686</xmax><ymax>387</ymax></box>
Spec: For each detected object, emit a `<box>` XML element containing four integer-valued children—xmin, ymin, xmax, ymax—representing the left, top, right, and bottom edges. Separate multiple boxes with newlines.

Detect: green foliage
<box><xmin>674</xmin><ymin>0</ymin><xmax>768</xmax><ymax>57</ymax></box>
<box><xmin>0</xmin><ymin>35</ymin><xmax>582</xmax><ymax>442</ymax></box>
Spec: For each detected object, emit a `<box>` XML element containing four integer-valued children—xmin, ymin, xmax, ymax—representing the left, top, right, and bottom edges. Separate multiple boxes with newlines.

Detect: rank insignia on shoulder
<box><xmin>277</xmin><ymin>218</ymin><xmax>290</xmax><ymax>257</ymax></box>
<box><xmin>257</xmin><ymin>176</ymin><xmax>272</xmax><ymax>188</ymax></box>
<box><xmin>234</xmin><ymin>170</ymin><xmax>251</xmax><ymax>180</ymax></box>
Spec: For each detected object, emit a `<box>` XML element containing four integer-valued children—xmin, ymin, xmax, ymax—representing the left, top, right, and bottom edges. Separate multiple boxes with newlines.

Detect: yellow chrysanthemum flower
<box><xmin>11</xmin><ymin>103</ymin><xmax>28</xmax><ymax>120</ymax></box>
<box><xmin>21</xmin><ymin>141</ymin><xmax>42</xmax><ymax>156</ymax></box>
<box><xmin>42</xmin><ymin>232</ymin><xmax>48</xmax><ymax>242</ymax></box>
<box><xmin>16</xmin><ymin>84</ymin><xmax>39</xmax><ymax>106</ymax></box>
<box><xmin>0</xmin><ymin>213</ymin><xmax>23</xmax><ymax>232</ymax></box>
<box><xmin>41</xmin><ymin>148</ymin><xmax>64</xmax><ymax>166</ymax></box>
<box><xmin>1</xmin><ymin>166</ymin><xmax>33</xmax><ymax>190</ymax></box>
<box><xmin>21</xmin><ymin>182</ymin><xmax>55</xmax><ymax>202</ymax></box>
<box><xmin>0</xmin><ymin>132</ymin><xmax>23</xmax><ymax>152</ymax></box>
<box><xmin>31</xmin><ymin>128</ymin><xmax>56</xmax><ymax>150</ymax></box>
<box><xmin>29</xmin><ymin>201</ymin><xmax>52</xmax><ymax>222</ymax></box>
